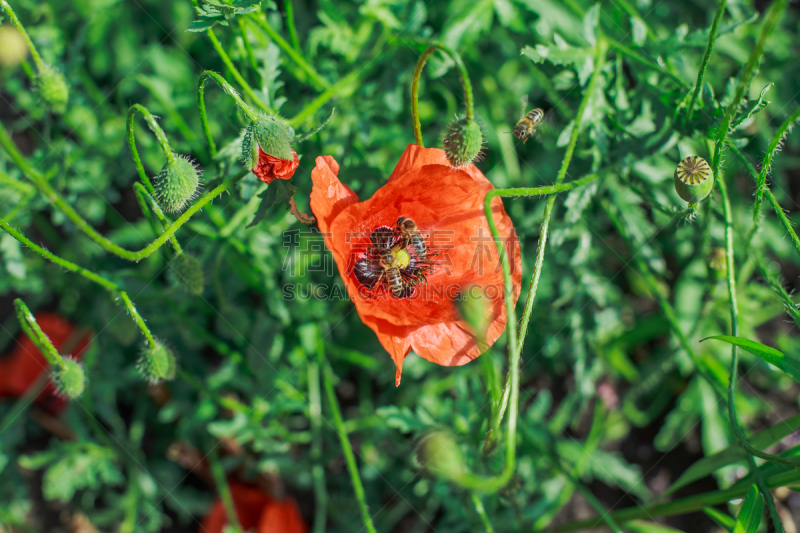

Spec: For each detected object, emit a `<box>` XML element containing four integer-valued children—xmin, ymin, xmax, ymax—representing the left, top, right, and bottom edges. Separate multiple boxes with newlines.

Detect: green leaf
<box><xmin>624</xmin><ymin>520</ymin><xmax>686</xmax><ymax>532</ymax></box>
<box><xmin>583</xmin><ymin>4</ymin><xmax>600</xmax><ymax>46</ymax></box>
<box><xmin>662</xmin><ymin>411</ymin><xmax>800</xmax><ymax>497</ymax></box>
<box><xmin>733</xmin><ymin>485</ymin><xmax>763</xmax><ymax>533</ymax></box>
<box><xmin>731</xmin><ymin>83</ymin><xmax>772</xmax><ymax>130</ymax></box>
<box><xmin>702</xmin><ymin>335</ymin><xmax>800</xmax><ymax>383</ymax></box>
<box><xmin>704</xmin><ymin>507</ymin><xmax>735</xmax><ymax>533</ymax></box>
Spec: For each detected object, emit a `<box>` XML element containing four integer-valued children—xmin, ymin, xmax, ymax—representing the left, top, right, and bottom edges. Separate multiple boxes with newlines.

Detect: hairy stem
<box><xmin>0</xmin><ymin>0</ymin><xmax>45</xmax><ymax>71</ymax></box>
<box><xmin>197</xmin><ymin>70</ymin><xmax>260</xmax><ymax>158</ymax></box>
<box><xmin>410</xmin><ymin>43</ymin><xmax>475</xmax><ymax>147</ymax></box>
<box><xmin>684</xmin><ymin>0</ymin><xmax>727</xmax><ymax>123</ymax></box>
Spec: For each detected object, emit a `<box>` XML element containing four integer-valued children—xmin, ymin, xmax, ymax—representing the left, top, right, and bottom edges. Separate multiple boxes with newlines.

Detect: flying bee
<box><xmin>396</xmin><ymin>216</ymin><xmax>426</xmax><ymax>261</ymax></box>
<box><xmin>513</xmin><ymin>95</ymin><xmax>544</xmax><ymax>144</ymax></box>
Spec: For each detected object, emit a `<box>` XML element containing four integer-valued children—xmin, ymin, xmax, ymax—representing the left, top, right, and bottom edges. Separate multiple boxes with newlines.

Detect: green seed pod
<box><xmin>250</xmin><ymin>114</ymin><xmax>294</xmax><ymax>161</ymax></box>
<box><xmin>168</xmin><ymin>253</ymin><xmax>205</xmax><ymax>295</ymax></box>
<box><xmin>455</xmin><ymin>286</ymin><xmax>489</xmax><ymax>344</ymax></box>
<box><xmin>53</xmin><ymin>358</ymin><xmax>85</xmax><ymax>399</ymax></box>
<box><xmin>674</xmin><ymin>155</ymin><xmax>713</xmax><ymax>203</ymax></box>
<box><xmin>139</xmin><ymin>339</ymin><xmax>176</xmax><ymax>383</ymax></box>
<box><xmin>155</xmin><ymin>155</ymin><xmax>201</xmax><ymax>213</ymax></box>
<box><xmin>443</xmin><ymin>116</ymin><xmax>483</xmax><ymax>167</ymax></box>
<box><xmin>36</xmin><ymin>65</ymin><xmax>69</xmax><ymax>114</ymax></box>
<box><xmin>415</xmin><ymin>429</ymin><xmax>466</xmax><ymax>482</ymax></box>
<box><xmin>0</xmin><ymin>25</ymin><xmax>29</xmax><ymax>68</ymax></box>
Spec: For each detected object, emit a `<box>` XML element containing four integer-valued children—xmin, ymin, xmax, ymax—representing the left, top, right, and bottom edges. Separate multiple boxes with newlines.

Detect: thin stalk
<box><xmin>0</xmin><ymin>0</ymin><xmax>45</xmax><ymax>71</ymax></box>
<box><xmin>410</xmin><ymin>43</ymin><xmax>475</xmax><ymax>147</ymax></box>
<box><xmin>14</xmin><ymin>299</ymin><xmax>67</xmax><ymax>370</ymax></box>
<box><xmin>307</xmin><ymin>358</ymin><xmax>328</xmax><ymax>533</ymax></box>
<box><xmin>487</xmin><ymin>41</ymin><xmax>607</xmax><ymax>447</ymax></box>
<box><xmin>208</xmin><ymin>448</ymin><xmax>245</xmax><ymax>533</ymax></box>
<box><xmin>711</xmin><ymin>0</ymin><xmax>790</xmax><ymax>173</ymax></box>
<box><xmin>237</xmin><ymin>17</ymin><xmax>260</xmax><ymax>76</ymax></box>
<box><xmin>205</xmin><ymin>28</ymin><xmax>273</xmax><ymax>114</ymax></box>
<box><xmin>755</xmin><ymin>258</ymin><xmax>800</xmax><ymax>330</ymax></box>
<box><xmin>684</xmin><ymin>0</ymin><xmax>727</xmax><ymax>124</ymax></box>
<box><xmin>752</xmin><ymin>106</ymin><xmax>800</xmax><ymax>228</ymax></box>
<box><xmin>319</xmin><ymin>352</ymin><xmax>376</xmax><ymax>533</ymax></box>
<box><xmin>284</xmin><ymin>0</ymin><xmax>302</xmax><ymax>54</ymax></box>
<box><xmin>118</xmin><ymin>292</ymin><xmax>156</xmax><ymax>347</ymax></box>
<box><xmin>127</xmin><ymin>104</ymin><xmax>175</xmax><ymax>195</ymax></box>
<box><xmin>0</xmin><ymin>218</ymin><xmax>119</xmax><ymax>291</ymax></box>
<box><xmin>250</xmin><ymin>14</ymin><xmax>329</xmax><ymax>91</ymax></box>
<box><xmin>716</xmin><ymin>174</ymin><xmax>785</xmax><ymax>531</ymax></box>
<box><xmin>132</xmin><ymin>182</ymin><xmax>182</xmax><ymax>254</ymax></box>
<box><xmin>197</xmin><ymin>70</ymin><xmax>260</xmax><ymax>158</ymax></box>
<box><xmin>471</xmin><ymin>494</ymin><xmax>494</xmax><ymax>533</ymax></box>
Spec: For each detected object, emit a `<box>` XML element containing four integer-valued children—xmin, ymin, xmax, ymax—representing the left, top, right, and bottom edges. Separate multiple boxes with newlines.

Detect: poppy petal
<box><xmin>258</xmin><ymin>497</ymin><xmax>308</xmax><ymax>533</ymax></box>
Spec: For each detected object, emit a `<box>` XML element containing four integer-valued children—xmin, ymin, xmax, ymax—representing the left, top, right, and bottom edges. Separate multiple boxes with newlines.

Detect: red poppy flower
<box><xmin>310</xmin><ymin>143</ymin><xmax>521</xmax><ymax>386</ymax></box>
<box><xmin>254</xmin><ymin>148</ymin><xmax>300</xmax><ymax>184</ymax></box>
<box><xmin>0</xmin><ymin>312</ymin><xmax>91</xmax><ymax>413</ymax></box>
<box><xmin>200</xmin><ymin>482</ymin><xmax>307</xmax><ymax>533</ymax></box>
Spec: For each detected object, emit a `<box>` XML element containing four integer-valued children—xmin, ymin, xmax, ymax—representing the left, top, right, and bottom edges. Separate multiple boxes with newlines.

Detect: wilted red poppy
<box><xmin>0</xmin><ymin>312</ymin><xmax>91</xmax><ymax>413</ymax></box>
<box><xmin>254</xmin><ymin>148</ymin><xmax>300</xmax><ymax>184</ymax></box>
<box><xmin>310</xmin><ymin>144</ymin><xmax>521</xmax><ymax>386</ymax></box>
<box><xmin>200</xmin><ymin>482</ymin><xmax>307</xmax><ymax>533</ymax></box>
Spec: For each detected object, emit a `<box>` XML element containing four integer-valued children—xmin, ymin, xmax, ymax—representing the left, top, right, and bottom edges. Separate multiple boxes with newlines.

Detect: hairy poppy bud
<box><xmin>169</xmin><ymin>253</ymin><xmax>205</xmax><ymax>295</ymax></box>
<box><xmin>139</xmin><ymin>340</ymin><xmax>176</xmax><ymax>383</ymax></box>
<box><xmin>53</xmin><ymin>358</ymin><xmax>85</xmax><ymax>399</ymax></box>
<box><xmin>674</xmin><ymin>155</ymin><xmax>713</xmax><ymax>203</ymax></box>
<box><xmin>0</xmin><ymin>25</ymin><xmax>28</xmax><ymax>68</ymax></box>
<box><xmin>443</xmin><ymin>116</ymin><xmax>483</xmax><ymax>167</ymax></box>
<box><xmin>36</xmin><ymin>65</ymin><xmax>69</xmax><ymax>114</ymax></box>
<box><xmin>155</xmin><ymin>155</ymin><xmax>201</xmax><ymax>213</ymax></box>
<box><xmin>415</xmin><ymin>429</ymin><xmax>467</xmax><ymax>482</ymax></box>
<box><xmin>242</xmin><ymin>115</ymin><xmax>299</xmax><ymax>184</ymax></box>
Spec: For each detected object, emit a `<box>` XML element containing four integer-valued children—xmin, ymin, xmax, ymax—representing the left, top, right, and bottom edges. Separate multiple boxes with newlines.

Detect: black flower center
<box><xmin>353</xmin><ymin>217</ymin><xmax>434</xmax><ymax>299</ymax></box>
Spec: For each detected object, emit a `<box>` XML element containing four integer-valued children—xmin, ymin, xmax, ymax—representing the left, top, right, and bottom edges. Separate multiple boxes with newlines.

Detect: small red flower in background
<box><xmin>310</xmin><ymin>144</ymin><xmax>521</xmax><ymax>386</ymax></box>
<box><xmin>254</xmin><ymin>148</ymin><xmax>300</xmax><ymax>185</ymax></box>
<box><xmin>0</xmin><ymin>312</ymin><xmax>91</xmax><ymax>413</ymax></box>
<box><xmin>201</xmin><ymin>482</ymin><xmax>307</xmax><ymax>533</ymax></box>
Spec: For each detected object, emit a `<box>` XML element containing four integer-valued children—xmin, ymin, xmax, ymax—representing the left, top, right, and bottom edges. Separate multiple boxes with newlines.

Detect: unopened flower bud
<box><xmin>443</xmin><ymin>116</ymin><xmax>483</xmax><ymax>167</ymax></box>
<box><xmin>0</xmin><ymin>25</ymin><xmax>28</xmax><ymax>68</ymax></box>
<box><xmin>241</xmin><ymin>115</ymin><xmax>299</xmax><ymax>184</ymax></box>
<box><xmin>674</xmin><ymin>155</ymin><xmax>713</xmax><ymax>203</ymax></box>
<box><xmin>139</xmin><ymin>340</ymin><xmax>176</xmax><ymax>383</ymax></box>
<box><xmin>36</xmin><ymin>65</ymin><xmax>69</xmax><ymax>114</ymax></box>
<box><xmin>415</xmin><ymin>429</ymin><xmax>466</xmax><ymax>482</ymax></box>
<box><xmin>155</xmin><ymin>155</ymin><xmax>201</xmax><ymax>213</ymax></box>
<box><xmin>168</xmin><ymin>253</ymin><xmax>205</xmax><ymax>295</ymax></box>
<box><xmin>53</xmin><ymin>358</ymin><xmax>85</xmax><ymax>399</ymax></box>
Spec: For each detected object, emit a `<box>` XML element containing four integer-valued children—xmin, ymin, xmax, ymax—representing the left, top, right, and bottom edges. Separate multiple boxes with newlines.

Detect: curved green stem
<box><xmin>410</xmin><ymin>43</ymin><xmax>475</xmax><ymax>147</ymax></box>
<box><xmin>197</xmin><ymin>70</ymin><xmax>260</xmax><ymax>158</ymax></box>
<box><xmin>319</xmin><ymin>349</ymin><xmax>377</xmax><ymax>533</ymax></box>
<box><xmin>0</xmin><ymin>218</ymin><xmax>119</xmax><ymax>291</ymax></box>
<box><xmin>127</xmin><ymin>104</ymin><xmax>175</xmax><ymax>195</ymax></box>
<box><xmin>205</xmin><ymin>28</ymin><xmax>273</xmax><ymax>114</ymax></box>
<box><xmin>471</xmin><ymin>493</ymin><xmax>494</xmax><ymax>533</ymax></box>
<box><xmin>249</xmin><ymin>15</ymin><xmax>329</xmax><ymax>91</ymax></box>
<box><xmin>753</xmin><ymin>105</ymin><xmax>800</xmax><ymax>228</ymax></box>
<box><xmin>0</xmin><ymin>0</ymin><xmax>45</xmax><ymax>71</ymax></box>
<box><xmin>14</xmin><ymin>299</ymin><xmax>68</xmax><ymax>370</ymax></box>
<box><xmin>486</xmin><ymin>40</ymin><xmax>607</xmax><ymax>448</ymax></box>
<box><xmin>684</xmin><ymin>0</ymin><xmax>727</xmax><ymax>124</ymax></box>
<box><xmin>132</xmin><ymin>183</ymin><xmax>182</xmax><ymax>254</ymax></box>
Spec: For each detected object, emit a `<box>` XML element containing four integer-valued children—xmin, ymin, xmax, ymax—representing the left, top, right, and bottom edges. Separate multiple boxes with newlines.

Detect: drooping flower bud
<box><xmin>443</xmin><ymin>116</ymin><xmax>483</xmax><ymax>167</ymax></box>
<box><xmin>35</xmin><ymin>65</ymin><xmax>69</xmax><ymax>114</ymax></box>
<box><xmin>53</xmin><ymin>358</ymin><xmax>85</xmax><ymax>399</ymax></box>
<box><xmin>415</xmin><ymin>428</ymin><xmax>467</xmax><ymax>482</ymax></box>
<box><xmin>0</xmin><ymin>25</ymin><xmax>28</xmax><ymax>68</ymax></box>
<box><xmin>168</xmin><ymin>253</ymin><xmax>205</xmax><ymax>295</ymax></box>
<box><xmin>155</xmin><ymin>155</ymin><xmax>201</xmax><ymax>213</ymax></box>
<box><xmin>241</xmin><ymin>115</ymin><xmax>299</xmax><ymax>184</ymax></box>
<box><xmin>138</xmin><ymin>339</ymin><xmax>176</xmax><ymax>383</ymax></box>
<box><xmin>674</xmin><ymin>155</ymin><xmax>713</xmax><ymax>203</ymax></box>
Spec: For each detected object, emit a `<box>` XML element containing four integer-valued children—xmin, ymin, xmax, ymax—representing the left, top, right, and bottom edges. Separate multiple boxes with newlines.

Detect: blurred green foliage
<box><xmin>1</xmin><ymin>0</ymin><xmax>800</xmax><ymax>531</ymax></box>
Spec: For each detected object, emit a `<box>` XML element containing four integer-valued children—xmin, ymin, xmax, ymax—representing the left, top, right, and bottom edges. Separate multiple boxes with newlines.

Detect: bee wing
<box><xmin>519</xmin><ymin>95</ymin><xmax>529</xmax><ymax>118</ymax></box>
